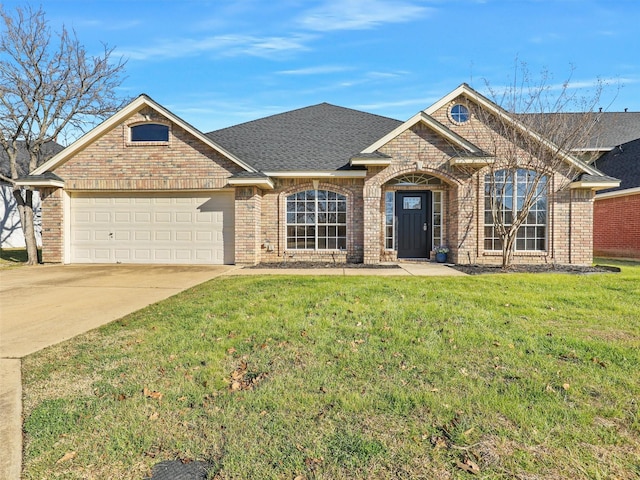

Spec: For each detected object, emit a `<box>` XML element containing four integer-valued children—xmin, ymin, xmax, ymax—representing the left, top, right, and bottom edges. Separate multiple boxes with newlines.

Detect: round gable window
<box><xmin>449</xmin><ymin>104</ymin><xmax>470</xmax><ymax>124</ymax></box>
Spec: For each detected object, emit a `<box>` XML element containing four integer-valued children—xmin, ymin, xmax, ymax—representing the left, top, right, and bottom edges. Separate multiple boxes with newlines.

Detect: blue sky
<box><xmin>5</xmin><ymin>0</ymin><xmax>640</xmax><ymax>131</ymax></box>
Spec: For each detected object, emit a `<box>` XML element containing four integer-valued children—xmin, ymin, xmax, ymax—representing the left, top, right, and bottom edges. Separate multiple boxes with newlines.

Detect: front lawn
<box><xmin>22</xmin><ymin>260</ymin><xmax>640</xmax><ymax>479</ymax></box>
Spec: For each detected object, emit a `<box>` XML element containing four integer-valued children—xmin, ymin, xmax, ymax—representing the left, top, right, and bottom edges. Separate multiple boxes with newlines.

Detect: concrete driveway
<box><xmin>0</xmin><ymin>263</ymin><xmax>236</xmax><ymax>480</ymax></box>
<box><xmin>0</xmin><ymin>264</ymin><xmax>236</xmax><ymax>358</ymax></box>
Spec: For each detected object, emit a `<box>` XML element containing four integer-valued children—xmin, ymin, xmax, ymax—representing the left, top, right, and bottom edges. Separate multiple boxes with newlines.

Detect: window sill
<box><xmin>483</xmin><ymin>250</ymin><xmax>548</xmax><ymax>257</ymax></box>
<box><xmin>126</xmin><ymin>141</ymin><xmax>170</xmax><ymax>147</ymax></box>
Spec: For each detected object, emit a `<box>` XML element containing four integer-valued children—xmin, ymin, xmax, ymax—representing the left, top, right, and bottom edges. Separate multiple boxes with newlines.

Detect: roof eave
<box><xmin>569</xmin><ymin>180</ymin><xmax>621</xmax><ymax>191</ymax></box>
<box><xmin>595</xmin><ymin>186</ymin><xmax>640</xmax><ymax>199</ymax></box>
<box><xmin>227</xmin><ymin>177</ymin><xmax>274</xmax><ymax>190</ymax></box>
<box><xmin>15</xmin><ymin>177</ymin><xmax>65</xmax><ymax>188</ymax></box>
<box><xmin>350</xmin><ymin>158</ymin><xmax>392</xmax><ymax>166</ymax></box>
<box><xmin>263</xmin><ymin>170</ymin><xmax>367</xmax><ymax>178</ymax></box>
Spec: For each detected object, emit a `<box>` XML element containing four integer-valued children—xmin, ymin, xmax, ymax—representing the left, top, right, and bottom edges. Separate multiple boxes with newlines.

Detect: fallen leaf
<box><xmin>56</xmin><ymin>451</ymin><xmax>77</xmax><ymax>464</ymax></box>
<box><xmin>456</xmin><ymin>458</ymin><xmax>480</xmax><ymax>474</ymax></box>
<box><xmin>149</xmin><ymin>412</ymin><xmax>159</xmax><ymax>420</ymax></box>
<box><xmin>227</xmin><ymin>347</ymin><xmax>237</xmax><ymax>354</ymax></box>
<box><xmin>143</xmin><ymin>387</ymin><xmax>164</xmax><ymax>400</ymax></box>
<box><xmin>562</xmin><ymin>383</ymin><xmax>570</xmax><ymax>390</ymax></box>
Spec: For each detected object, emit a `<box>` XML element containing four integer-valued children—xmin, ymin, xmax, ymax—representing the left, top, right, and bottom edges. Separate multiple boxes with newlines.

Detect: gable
<box><xmin>32</xmin><ymin>95</ymin><xmax>255</xmax><ymax>178</ymax></box>
<box><xmin>56</xmin><ymin>108</ymin><xmax>246</xmax><ymax>191</ymax></box>
<box><xmin>424</xmin><ymin>84</ymin><xmax>604</xmax><ymax>177</ymax></box>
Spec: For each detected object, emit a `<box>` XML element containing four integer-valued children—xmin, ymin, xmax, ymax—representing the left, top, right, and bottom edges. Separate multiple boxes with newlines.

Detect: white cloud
<box><xmin>118</xmin><ymin>34</ymin><xmax>311</xmax><ymax>61</ymax></box>
<box><xmin>277</xmin><ymin>65</ymin><xmax>353</xmax><ymax>75</ymax></box>
<box><xmin>298</xmin><ymin>0</ymin><xmax>432</xmax><ymax>31</ymax></box>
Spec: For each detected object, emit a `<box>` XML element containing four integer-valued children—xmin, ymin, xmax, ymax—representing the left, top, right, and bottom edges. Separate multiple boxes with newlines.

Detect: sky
<box><xmin>4</xmin><ymin>0</ymin><xmax>640</xmax><ymax>132</ymax></box>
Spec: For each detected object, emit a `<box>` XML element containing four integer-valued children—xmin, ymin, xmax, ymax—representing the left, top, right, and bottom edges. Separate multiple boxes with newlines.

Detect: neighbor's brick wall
<box><xmin>56</xmin><ymin>108</ymin><xmax>242</xmax><ymax>191</ymax></box>
<box><xmin>594</xmin><ymin>194</ymin><xmax>640</xmax><ymax>259</ymax></box>
<box><xmin>39</xmin><ymin>188</ymin><xmax>64</xmax><ymax>263</ymax></box>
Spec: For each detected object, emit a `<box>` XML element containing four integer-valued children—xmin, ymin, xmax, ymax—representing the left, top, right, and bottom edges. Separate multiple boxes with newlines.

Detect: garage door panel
<box><xmin>70</xmin><ymin>192</ymin><xmax>235</xmax><ymax>264</ymax></box>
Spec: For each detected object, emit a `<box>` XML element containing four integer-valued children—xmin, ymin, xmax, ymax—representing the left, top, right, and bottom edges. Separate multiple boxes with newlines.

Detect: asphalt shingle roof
<box><xmin>592</xmin><ymin>137</ymin><xmax>640</xmax><ymax>193</ymax></box>
<box><xmin>532</xmin><ymin>112</ymin><xmax>640</xmax><ymax>149</ymax></box>
<box><xmin>207</xmin><ymin>103</ymin><xmax>402</xmax><ymax>172</ymax></box>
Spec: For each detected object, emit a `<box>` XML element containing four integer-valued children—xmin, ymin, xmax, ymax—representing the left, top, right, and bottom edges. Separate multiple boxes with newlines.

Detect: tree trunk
<box><xmin>13</xmin><ymin>187</ymin><xmax>40</xmax><ymax>265</ymax></box>
<box><xmin>501</xmin><ymin>233</ymin><xmax>516</xmax><ymax>269</ymax></box>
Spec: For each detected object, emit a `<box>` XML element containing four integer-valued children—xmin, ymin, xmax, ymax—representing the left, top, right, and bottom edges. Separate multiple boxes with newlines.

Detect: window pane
<box><xmin>131</xmin><ymin>123</ymin><xmax>169</xmax><ymax>142</ymax></box>
<box><xmin>286</xmin><ymin>189</ymin><xmax>347</xmax><ymax>250</ymax></box>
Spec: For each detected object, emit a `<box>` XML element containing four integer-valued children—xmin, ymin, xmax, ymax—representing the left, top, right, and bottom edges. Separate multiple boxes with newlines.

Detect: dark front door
<box><xmin>396</xmin><ymin>191</ymin><xmax>432</xmax><ymax>258</ymax></box>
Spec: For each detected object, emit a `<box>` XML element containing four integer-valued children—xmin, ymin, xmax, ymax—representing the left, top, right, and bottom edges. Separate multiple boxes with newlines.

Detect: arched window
<box><xmin>484</xmin><ymin>169</ymin><xmax>547</xmax><ymax>251</ymax></box>
<box><xmin>130</xmin><ymin>123</ymin><xmax>169</xmax><ymax>142</ymax></box>
<box><xmin>286</xmin><ymin>189</ymin><xmax>347</xmax><ymax>250</ymax></box>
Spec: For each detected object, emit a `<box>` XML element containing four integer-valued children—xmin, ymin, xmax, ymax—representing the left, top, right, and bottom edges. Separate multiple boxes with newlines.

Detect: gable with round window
<box><xmin>449</xmin><ymin>104</ymin><xmax>470</xmax><ymax>124</ymax></box>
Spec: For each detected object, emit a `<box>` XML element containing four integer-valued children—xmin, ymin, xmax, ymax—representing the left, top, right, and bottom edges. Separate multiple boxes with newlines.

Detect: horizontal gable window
<box><xmin>130</xmin><ymin>123</ymin><xmax>169</xmax><ymax>142</ymax></box>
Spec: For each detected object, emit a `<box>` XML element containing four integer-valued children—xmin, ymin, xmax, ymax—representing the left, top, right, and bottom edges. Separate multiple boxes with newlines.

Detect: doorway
<box><xmin>395</xmin><ymin>191</ymin><xmax>432</xmax><ymax>258</ymax></box>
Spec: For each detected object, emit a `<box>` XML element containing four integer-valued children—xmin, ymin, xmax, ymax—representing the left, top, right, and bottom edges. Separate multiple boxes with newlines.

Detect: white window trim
<box><xmin>484</xmin><ymin>169</ymin><xmax>548</xmax><ymax>252</ymax></box>
<box><xmin>285</xmin><ymin>189</ymin><xmax>348</xmax><ymax>251</ymax></box>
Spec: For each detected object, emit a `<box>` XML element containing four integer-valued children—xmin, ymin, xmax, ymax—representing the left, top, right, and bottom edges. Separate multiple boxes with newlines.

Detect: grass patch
<box><xmin>0</xmin><ymin>247</ymin><xmax>30</xmax><ymax>265</ymax></box>
<box><xmin>22</xmin><ymin>262</ymin><xmax>640</xmax><ymax>479</ymax></box>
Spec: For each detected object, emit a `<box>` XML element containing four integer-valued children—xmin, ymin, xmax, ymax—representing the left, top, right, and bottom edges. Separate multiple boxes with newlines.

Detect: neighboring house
<box><xmin>18</xmin><ymin>84</ymin><xmax>619</xmax><ymax>266</ymax></box>
<box><xmin>1</xmin><ymin>142</ymin><xmax>64</xmax><ymax>248</ymax></box>
<box><xmin>592</xmin><ymin>138</ymin><xmax>640</xmax><ymax>259</ymax></box>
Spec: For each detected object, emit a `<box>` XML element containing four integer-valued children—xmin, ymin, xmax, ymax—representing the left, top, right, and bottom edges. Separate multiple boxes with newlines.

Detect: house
<box><xmin>592</xmin><ymin>138</ymin><xmax>640</xmax><ymax>259</ymax></box>
<box><xmin>17</xmin><ymin>84</ymin><xmax>619</xmax><ymax>266</ymax></box>
<box><xmin>1</xmin><ymin>142</ymin><xmax>64</xmax><ymax>248</ymax></box>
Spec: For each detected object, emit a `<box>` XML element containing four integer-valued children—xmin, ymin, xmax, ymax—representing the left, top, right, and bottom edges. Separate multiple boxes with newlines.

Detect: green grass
<box><xmin>21</xmin><ymin>259</ymin><xmax>640</xmax><ymax>479</ymax></box>
<box><xmin>0</xmin><ymin>247</ymin><xmax>30</xmax><ymax>265</ymax></box>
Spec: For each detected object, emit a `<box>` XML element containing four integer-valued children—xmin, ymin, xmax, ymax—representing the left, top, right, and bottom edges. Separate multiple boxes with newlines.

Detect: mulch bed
<box><xmin>448</xmin><ymin>264</ymin><xmax>620</xmax><ymax>275</ymax></box>
<box><xmin>248</xmin><ymin>262</ymin><xmax>401</xmax><ymax>269</ymax></box>
<box><xmin>248</xmin><ymin>262</ymin><xmax>620</xmax><ymax>275</ymax></box>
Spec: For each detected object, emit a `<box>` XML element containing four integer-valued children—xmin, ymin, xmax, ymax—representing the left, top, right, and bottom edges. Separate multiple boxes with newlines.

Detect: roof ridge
<box><xmin>207</xmin><ymin>102</ymin><xmax>400</xmax><ymax>135</ymax></box>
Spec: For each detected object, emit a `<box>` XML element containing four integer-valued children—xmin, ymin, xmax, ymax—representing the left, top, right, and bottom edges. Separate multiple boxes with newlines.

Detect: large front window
<box><xmin>286</xmin><ymin>190</ymin><xmax>346</xmax><ymax>250</ymax></box>
<box><xmin>484</xmin><ymin>169</ymin><xmax>547</xmax><ymax>251</ymax></box>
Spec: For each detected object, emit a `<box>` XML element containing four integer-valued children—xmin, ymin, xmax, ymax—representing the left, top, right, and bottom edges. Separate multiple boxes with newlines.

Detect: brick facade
<box><xmin>40</xmin><ymin>188</ymin><xmax>64</xmax><ymax>263</ymax></box>
<box><xmin>594</xmin><ymin>193</ymin><xmax>640</xmax><ymax>259</ymax></box>
<box><xmin>35</xmin><ymin>94</ymin><xmax>600</xmax><ymax>266</ymax></box>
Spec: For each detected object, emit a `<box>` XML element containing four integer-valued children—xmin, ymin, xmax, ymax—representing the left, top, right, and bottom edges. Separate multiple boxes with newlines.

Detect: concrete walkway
<box><xmin>0</xmin><ymin>261</ymin><xmax>464</xmax><ymax>479</ymax></box>
<box><xmin>232</xmin><ymin>262</ymin><xmax>466</xmax><ymax>276</ymax></box>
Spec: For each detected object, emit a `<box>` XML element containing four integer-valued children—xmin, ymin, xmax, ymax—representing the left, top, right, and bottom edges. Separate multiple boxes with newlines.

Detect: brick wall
<box><xmin>594</xmin><ymin>193</ymin><xmax>640</xmax><ymax>258</ymax></box>
<box><xmin>40</xmin><ymin>188</ymin><xmax>64</xmax><ymax>263</ymax></box>
<box><xmin>260</xmin><ymin>179</ymin><xmax>364</xmax><ymax>264</ymax></box>
<box><xmin>56</xmin><ymin>109</ymin><xmax>242</xmax><ymax>190</ymax></box>
<box><xmin>234</xmin><ymin>186</ymin><xmax>262</xmax><ymax>265</ymax></box>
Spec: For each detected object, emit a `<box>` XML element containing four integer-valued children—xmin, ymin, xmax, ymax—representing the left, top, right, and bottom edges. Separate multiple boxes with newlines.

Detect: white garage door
<box><xmin>70</xmin><ymin>192</ymin><xmax>235</xmax><ymax>264</ymax></box>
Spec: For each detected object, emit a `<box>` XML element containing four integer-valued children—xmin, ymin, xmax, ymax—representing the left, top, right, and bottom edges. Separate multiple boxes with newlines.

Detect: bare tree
<box><xmin>470</xmin><ymin>65</ymin><xmax>606</xmax><ymax>268</ymax></box>
<box><xmin>0</xmin><ymin>5</ymin><xmax>126</xmax><ymax>264</ymax></box>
